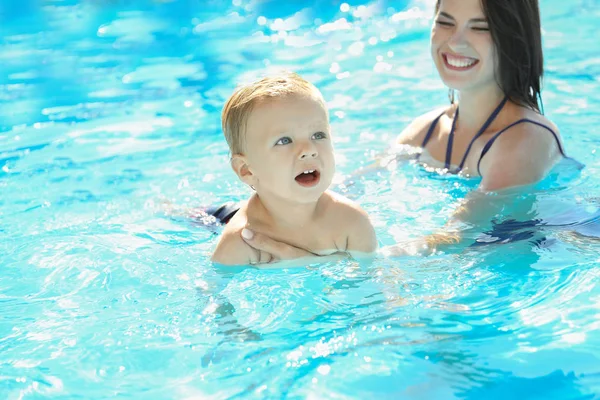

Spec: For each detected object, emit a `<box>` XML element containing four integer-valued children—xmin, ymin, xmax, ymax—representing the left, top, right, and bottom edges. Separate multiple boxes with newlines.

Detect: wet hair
<box><xmin>221</xmin><ymin>72</ymin><xmax>326</xmax><ymax>154</ymax></box>
<box><xmin>436</xmin><ymin>0</ymin><xmax>544</xmax><ymax>112</ymax></box>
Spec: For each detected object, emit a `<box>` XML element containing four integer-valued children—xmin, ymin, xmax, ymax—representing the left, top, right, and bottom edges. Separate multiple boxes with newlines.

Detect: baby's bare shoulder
<box><xmin>319</xmin><ymin>192</ymin><xmax>373</xmax><ymax>231</ymax></box>
<box><xmin>320</xmin><ymin>192</ymin><xmax>377</xmax><ymax>253</ymax></box>
<box><xmin>320</xmin><ymin>191</ymin><xmax>365</xmax><ymax>215</ymax></box>
<box><xmin>211</xmin><ymin>211</ymin><xmax>257</xmax><ymax>266</ymax></box>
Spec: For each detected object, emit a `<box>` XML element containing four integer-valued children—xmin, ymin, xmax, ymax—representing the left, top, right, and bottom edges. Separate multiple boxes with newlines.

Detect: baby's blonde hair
<box><xmin>221</xmin><ymin>72</ymin><xmax>326</xmax><ymax>154</ymax></box>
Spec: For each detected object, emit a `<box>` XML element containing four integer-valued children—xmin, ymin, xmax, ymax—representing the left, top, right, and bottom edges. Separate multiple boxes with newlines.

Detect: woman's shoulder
<box><xmin>478</xmin><ymin>110</ymin><xmax>565</xmax><ymax>191</ymax></box>
<box><xmin>518</xmin><ymin>107</ymin><xmax>560</xmax><ymax>135</ymax></box>
<box><xmin>493</xmin><ymin>108</ymin><xmax>562</xmax><ymax>150</ymax></box>
<box><xmin>396</xmin><ymin>105</ymin><xmax>451</xmax><ymax>146</ymax></box>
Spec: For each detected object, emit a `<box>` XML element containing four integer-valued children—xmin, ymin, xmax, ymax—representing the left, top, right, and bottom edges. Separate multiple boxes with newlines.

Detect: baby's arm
<box><xmin>211</xmin><ymin>229</ymin><xmax>259</xmax><ymax>266</ymax></box>
<box><xmin>339</xmin><ymin>203</ymin><xmax>378</xmax><ymax>259</ymax></box>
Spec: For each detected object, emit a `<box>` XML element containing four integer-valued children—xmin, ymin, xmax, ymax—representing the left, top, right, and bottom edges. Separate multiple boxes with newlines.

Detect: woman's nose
<box><xmin>448</xmin><ymin>28</ymin><xmax>469</xmax><ymax>51</ymax></box>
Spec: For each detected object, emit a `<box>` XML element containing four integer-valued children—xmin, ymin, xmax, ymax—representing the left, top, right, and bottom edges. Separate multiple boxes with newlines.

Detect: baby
<box><xmin>211</xmin><ymin>72</ymin><xmax>377</xmax><ymax>266</ymax></box>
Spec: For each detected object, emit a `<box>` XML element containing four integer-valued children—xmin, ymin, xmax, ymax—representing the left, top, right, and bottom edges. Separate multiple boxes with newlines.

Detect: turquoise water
<box><xmin>1</xmin><ymin>0</ymin><xmax>599</xmax><ymax>398</ymax></box>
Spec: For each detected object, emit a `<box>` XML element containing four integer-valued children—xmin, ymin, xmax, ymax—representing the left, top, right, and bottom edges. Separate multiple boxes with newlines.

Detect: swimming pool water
<box><xmin>1</xmin><ymin>0</ymin><xmax>599</xmax><ymax>398</ymax></box>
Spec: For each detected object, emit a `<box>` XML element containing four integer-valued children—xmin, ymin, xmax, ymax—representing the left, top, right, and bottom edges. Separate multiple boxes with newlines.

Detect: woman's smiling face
<box><xmin>431</xmin><ymin>0</ymin><xmax>498</xmax><ymax>94</ymax></box>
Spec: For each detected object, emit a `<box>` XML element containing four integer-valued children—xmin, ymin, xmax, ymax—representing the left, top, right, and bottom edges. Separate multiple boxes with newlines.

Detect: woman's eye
<box><xmin>275</xmin><ymin>137</ymin><xmax>292</xmax><ymax>146</ymax></box>
<box><xmin>472</xmin><ymin>26</ymin><xmax>489</xmax><ymax>31</ymax></box>
<box><xmin>435</xmin><ymin>20</ymin><xmax>453</xmax><ymax>27</ymax></box>
<box><xmin>312</xmin><ymin>131</ymin><xmax>327</xmax><ymax>140</ymax></box>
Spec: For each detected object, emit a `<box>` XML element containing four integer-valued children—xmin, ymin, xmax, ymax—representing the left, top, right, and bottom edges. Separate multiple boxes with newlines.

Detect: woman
<box><xmin>398</xmin><ymin>0</ymin><xmax>568</xmax><ymax>191</ymax></box>
<box><xmin>215</xmin><ymin>0</ymin><xmax>580</xmax><ymax>262</ymax></box>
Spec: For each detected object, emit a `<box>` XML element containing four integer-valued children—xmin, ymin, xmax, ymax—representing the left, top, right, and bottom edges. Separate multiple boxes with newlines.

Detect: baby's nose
<box><xmin>300</xmin><ymin>150</ymin><xmax>318</xmax><ymax>159</ymax></box>
<box><xmin>299</xmin><ymin>143</ymin><xmax>318</xmax><ymax>159</ymax></box>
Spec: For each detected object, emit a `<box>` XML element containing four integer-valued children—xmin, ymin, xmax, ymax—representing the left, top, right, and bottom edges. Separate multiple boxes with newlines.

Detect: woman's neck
<box><xmin>456</xmin><ymin>85</ymin><xmax>506</xmax><ymax>131</ymax></box>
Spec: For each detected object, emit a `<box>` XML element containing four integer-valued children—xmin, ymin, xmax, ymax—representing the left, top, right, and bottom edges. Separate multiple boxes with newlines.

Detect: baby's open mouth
<box><xmin>295</xmin><ymin>169</ymin><xmax>321</xmax><ymax>187</ymax></box>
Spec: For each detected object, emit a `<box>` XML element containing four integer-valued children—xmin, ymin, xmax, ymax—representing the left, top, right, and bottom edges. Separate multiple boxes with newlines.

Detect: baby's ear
<box><xmin>231</xmin><ymin>154</ymin><xmax>255</xmax><ymax>187</ymax></box>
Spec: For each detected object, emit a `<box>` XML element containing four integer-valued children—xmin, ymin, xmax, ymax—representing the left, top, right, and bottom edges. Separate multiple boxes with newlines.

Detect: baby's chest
<box><xmin>268</xmin><ymin>226</ymin><xmax>346</xmax><ymax>255</ymax></box>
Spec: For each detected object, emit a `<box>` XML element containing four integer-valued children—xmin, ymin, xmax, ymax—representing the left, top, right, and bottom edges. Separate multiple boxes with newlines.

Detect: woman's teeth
<box><xmin>446</xmin><ymin>56</ymin><xmax>476</xmax><ymax>68</ymax></box>
<box><xmin>302</xmin><ymin>170</ymin><xmax>315</xmax><ymax>174</ymax></box>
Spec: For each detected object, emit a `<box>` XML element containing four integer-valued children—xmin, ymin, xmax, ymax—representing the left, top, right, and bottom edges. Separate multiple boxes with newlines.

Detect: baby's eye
<box><xmin>311</xmin><ymin>131</ymin><xmax>327</xmax><ymax>140</ymax></box>
<box><xmin>275</xmin><ymin>137</ymin><xmax>292</xmax><ymax>146</ymax></box>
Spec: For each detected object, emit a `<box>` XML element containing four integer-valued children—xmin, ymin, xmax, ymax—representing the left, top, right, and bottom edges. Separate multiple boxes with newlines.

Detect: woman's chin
<box><xmin>437</xmin><ymin>69</ymin><xmax>497</xmax><ymax>95</ymax></box>
<box><xmin>439</xmin><ymin>77</ymin><xmax>471</xmax><ymax>92</ymax></box>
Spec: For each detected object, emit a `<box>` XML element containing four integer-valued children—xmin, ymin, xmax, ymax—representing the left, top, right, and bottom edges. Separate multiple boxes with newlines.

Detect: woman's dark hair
<box><xmin>436</xmin><ymin>0</ymin><xmax>544</xmax><ymax>112</ymax></box>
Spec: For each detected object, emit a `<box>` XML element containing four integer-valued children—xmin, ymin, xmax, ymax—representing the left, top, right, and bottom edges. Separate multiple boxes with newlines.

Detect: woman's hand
<box><xmin>241</xmin><ymin>228</ymin><xmax>316</xmax><ymax>264</ymax></box>
<box><xmin>381</xmin><ymin>231</ymin><xmax>462</xmax><ymax>257</ymax></box>
<box><xmin>380</xmin><ymin>239</ymin><xmax>429</xmax><ymax>257</ymax></box>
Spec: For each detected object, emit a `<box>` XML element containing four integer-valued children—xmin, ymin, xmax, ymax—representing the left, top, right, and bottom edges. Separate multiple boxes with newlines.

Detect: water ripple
<box><xmin>1</xmin><ymin>0</ymin><xmax>599</xmax><ymax>398</ymax></box>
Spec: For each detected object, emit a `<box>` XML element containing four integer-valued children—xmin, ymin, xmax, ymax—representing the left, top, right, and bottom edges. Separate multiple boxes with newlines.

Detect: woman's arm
<box><xmin>384</xmin><ymin>120</ymin><xmax>566</xmax><ymax>256</ymax></box>
<box><xmin>380</xmin><ymin>188</ymin><xmax>517</xmax><ymax>256</ymax></box>
<box><xmin>239</xmin><ymin>229</ymin><xmax>350</xmax><ymax>266</ymax></box>
<box><xmin>478</xmin><ymin>122</ymin><xmax>562</xmax><ymax>192</ymax></box>
<box><xmin>350</xmin><ymin>109</ymin><xmax>445</xmax><ymax>181</ymax></box>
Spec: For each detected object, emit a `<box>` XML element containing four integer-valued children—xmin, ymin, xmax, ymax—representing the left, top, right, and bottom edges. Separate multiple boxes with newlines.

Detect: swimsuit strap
<box><xmin>445</xmin><ymin>106</ymin><xmax>459</xmax><ymax>169</ymax></box>
<box><xmin>476</xmin><ymin>118</ymin><xmax>568</xmax><ymax>176</ymax></box>
<box><xmin>450</xmin><ymin>96</ymin><xmax>509</xmax><ymax>172</ymax></box>
<box><xmin>416</xmin><ymin>111</ymin><xmax>445</xmax><ymax>161</ymax></box>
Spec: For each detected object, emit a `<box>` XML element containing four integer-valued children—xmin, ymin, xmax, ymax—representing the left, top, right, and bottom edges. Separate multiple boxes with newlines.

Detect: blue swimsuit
<box><xmin>204</xmin><ymin>201</ymin><xmax>240</xmax><ymax>225</ymax></box>
<box><xmin>416</xmin><ymin>96</ymin><xmax>571</xmax><ymax>175</ymax></box>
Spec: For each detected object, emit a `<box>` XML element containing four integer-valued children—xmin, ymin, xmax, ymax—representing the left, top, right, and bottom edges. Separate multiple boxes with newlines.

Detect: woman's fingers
<box><xmin>241</xmin><ymin>228</ymin><xmax>283</xmax><ymax>256</ymax></box>
<box><xmin>380</xmin><ymin>244</ymin><xmax>407</xmax><ymax>257</ymax></box>
<box><xmin>380</xmin><ymin>241</ymin><xmax>423</xmax><ymax>257</ymax></box>
<box><xmin>241</xmin><ymin>228</ymin><xmax>312</xmax><ymax>261</ymax></box>
<box><xmin>257</xmin><ymin>250</ymin><xmax>274</xmax><ymax>264</ymax></box>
